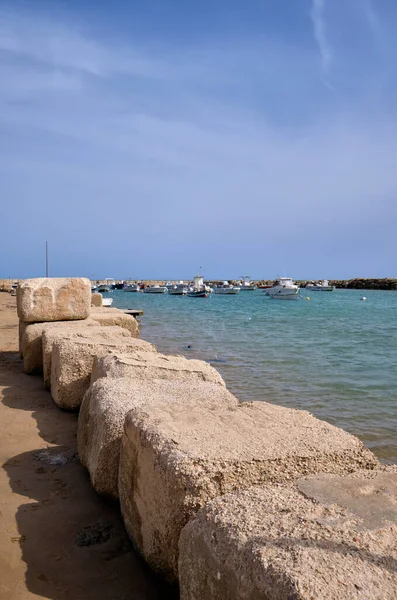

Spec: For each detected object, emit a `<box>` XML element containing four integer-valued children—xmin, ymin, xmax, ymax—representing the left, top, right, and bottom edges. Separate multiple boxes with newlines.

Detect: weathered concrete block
<box><xmin>91</xmin><ymin>351</ymin><xmax>225</xmax><ymax>386</ymax></box>
<box><xmin>91</xmin><ymin>292</ymin><xmax>103</xmax><ymax>307</ymax></box>
<box><xmin>51</xmin><ymin>336</ymin><xmax>156</xmax><ymax>410</ymax></box>
<box><xmin>18</xmin><ymin>320</ymin><xmax>28</xmax><ymax>358</ymax></box>
<box><xmin>22</xmin><ymin>319</ymin><xmax>98</xmax><ymax>375</ymax></box>
<box><xmin>179</xmin><ymin>469</ymin><xmax>397</xmax><ymax>600</ymax></box>
<box><xmin>78</xmin><ymin>377</ymin><xmax>235</xmax><ymax>499</ymax></box>
<box><xmin>119</xmin><ymin>401</ymin><xmax>378</xmax><ymax>581</ymax></box>
<box><xmin>17</xmin><ymin>277</ymin><xmax>91</xmax><ymax>323</ymax></box>
<box><xmin>90</xmin><ymin>307</ymin><xmax>139</xmax><ymax>337</ymax></box>
<box><xmin>42</xmin><ymin>316</ymin><xmax>138</xmax><ymax>389</ymax></box>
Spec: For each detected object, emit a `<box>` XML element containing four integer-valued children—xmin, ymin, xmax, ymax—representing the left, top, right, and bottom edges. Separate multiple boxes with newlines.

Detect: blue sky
<box><xmin>1</xmin><ymin>0</ymin><xmax>397</xmax><ymax>279</ymax></box>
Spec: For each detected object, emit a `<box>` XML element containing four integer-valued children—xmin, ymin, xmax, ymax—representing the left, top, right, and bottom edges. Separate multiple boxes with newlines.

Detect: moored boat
<box><xmin>238</xmin><ymin>276</ymin><xmax>257</xmax><ymax>290</ymax></box>
<box><xmin>123</xmin><ymin>283</ymin><xmax>140</xmax><ymax>292</ymax></box>
<box><xmin>143</xmin><ymin>285</ymin><xmax>167</xmax><ymax>294</ymax></box>
<box><xmin>266</xmin><ymin>277</ymin><xmax>300</xmax><ymax>300</ymax></box>
<box><xmin>102</xmin><ymin>298</ymin><xmax>113</xmax><ymax>307</ymax></box>
<box><xmin>168</xmin><ymin>282</ymin><xmax>187</xmax><ymax>295</ymax></box>
<box><xmin>214</xmin><ymin>281</ymin><xmax>240</xmax><ymax>294</ymax></box>
<box><xmin>187</xmin><ymin>289</ymin><xmax>208</xmax><ymax>298</ymax></box>
<box><xmin>306</xmin><ymin>279</ymin><xmax>335</xmax><ymax>291</ymax></box>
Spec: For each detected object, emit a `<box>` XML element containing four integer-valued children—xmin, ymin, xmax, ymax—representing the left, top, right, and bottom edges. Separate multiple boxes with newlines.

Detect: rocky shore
<box><xmin>1</xmin><ymin>278</ymin><xmax>397</xmax><ymax>599</ymax></box>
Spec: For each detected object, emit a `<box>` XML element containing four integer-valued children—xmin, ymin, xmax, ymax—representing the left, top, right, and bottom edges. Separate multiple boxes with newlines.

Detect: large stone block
<box><xmin>179</xmin><ymin>468</ymin><xmax>397</xmax><ymax>600</ymax></box>
<box><xmin>18</xmin><ymin>320</ymin><xmax>28</xmax><ymax>358</ymax></box>
<box><xmin>91</xmin><ymin>351</ymin><xmax>225</xmax><ymax>386</ymax></box>
<box><xmin>51</xmin><ymin>336</ymin><xmax>156</xmax><ymax>410</ymax></box>
<box><xmin>78</xmin><ymin>377</ymin><xmax>235</xmax><ymax>499</ymax></box>
<box><xmin>22</xmin><ymin>319</ymin><xmax>99</xmax><ymax>376</ymax></box>
<box><xmin>91</xmin><ymin>292</ymin><xmax>103</xmax><ymax>307</ymax></box>
<box><xmin>90</xmin><ymin>307</ymin><xmax>139</xmax><ymax>337</ymax></box>
<box><xmin>119</xmin><ymin>401</ymin><xmax>378</xmax><ymax>581</ymax></box>
<box><xmin>17</xmin><ymin>278</ymin><xmax>91</xmax><ymax>323</ymax></box>
<box><xmin>42</xmin><ymin>316</ymin><xmax>138</xmax><ymax>388</ymax></box>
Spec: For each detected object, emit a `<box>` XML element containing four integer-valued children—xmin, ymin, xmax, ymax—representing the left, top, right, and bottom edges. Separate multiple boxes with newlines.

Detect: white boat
<box><xmin>306</xmin><ymin>279</ymin><xmax>335</xmax><ymax>291</ymax></box>
<box><xmin>123</xmin><ymin>283</ymin><xmax>140</xmax><ymax>292</ymax></box>
<box><xmin>102</xmin><ymin>298</ymin><xmax>113</xmax><ymax>307</ymax></box>
<box><xmin>266</xmin><ymin>277</ymin><xmax>300</xmax><ymax>300</ymax></box>
<box><xmin>214</xmin><ymin>281</ymin><xmax>240</xmax><ymax>295</ymax></box>
<box><xmin>238</xmin><ymin>276</ymin><xmax>257</xmax><ymax>290</ymax></box>
<box><xmin>143</xmin><ymin>285</ymin><xmax>167</xmax><ymax>294</ymax></box>
<box><xmin>168</xmin><ymin>282</ymin><xmax>187</xmax><ymax>295</ymax></box>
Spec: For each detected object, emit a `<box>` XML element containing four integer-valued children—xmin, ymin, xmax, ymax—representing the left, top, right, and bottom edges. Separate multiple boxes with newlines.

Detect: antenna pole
<box><xmin>46</xmin><ymin>241</ymin><xmax>49</xmax><ymax>277</ymax></box>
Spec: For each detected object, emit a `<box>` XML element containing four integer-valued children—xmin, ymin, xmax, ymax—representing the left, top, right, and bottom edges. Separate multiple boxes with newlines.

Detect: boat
<box><xmin>214</xmin><ymin>281</ymin><xmax>240</xmax><ymax>295</ymax></box>
<box><xmin>266</xmin><ymin>277</ymin><xmax>300</xmax><ymax>300</ymax></box>
<box><xmin>143</xmin><ymin>285</ymin><xmax>167</xmax><ymax>294</ymax></box>
<box><xmin>168</xmin><ymin>282</ymin><xmax>187</xmax><ymax>295</ymax></box>
<box><xmin>97</xmin><ymin>284</ymin><xmax>110</xmax><ymax>293</ymax></box>
<box><xmin>187</xmin><ymin>274</ymin><xmax>209</xmax><ymax>297</ymax></box>
<box><xmin>187</xmin><ymin>289</ymin><xmax>208</xmax><ymax>298</ymax></box>
<box><xmin>306</xmin><ymin>279</ymin><xmax>335</xmax><ymax>291</ymax></box>
<box><xmin>238</xmin><ymin>276</ymin><xmax>257</xmax><ymax>290</ymax></box>
<box><xmin>91</xmin><ymin>285</ymin><xmax>98</xmax><ymax>292</ymax></box>
<box><xmin>102</xmin><ymin>298</ymin><xmax>113</xmax><ymax>307</ymax></box>
<box><xmin>123</xmin><ymin>283</ymin><xmax>140</xmax><ymax>292</ymax></box>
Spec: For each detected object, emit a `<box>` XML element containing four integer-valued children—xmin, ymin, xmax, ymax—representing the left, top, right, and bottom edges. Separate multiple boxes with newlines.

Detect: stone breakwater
<box><xmin>17</xmin><ymin>277</ymin><xmax>397</xmax><ymax>599</ymax></box>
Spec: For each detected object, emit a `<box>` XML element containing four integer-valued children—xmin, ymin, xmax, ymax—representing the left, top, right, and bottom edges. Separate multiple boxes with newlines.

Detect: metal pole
<box><xmin>46</xmin><ymin>241</ymin><xmax>49</xmax><ymax>277</ymax></box>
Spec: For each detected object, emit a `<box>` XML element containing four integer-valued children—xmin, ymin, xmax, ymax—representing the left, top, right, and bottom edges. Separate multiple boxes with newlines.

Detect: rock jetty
<box><xmin>11</xmin><ymin>277</ymin><xmax>397</xmax><ymax>599</ymax></box>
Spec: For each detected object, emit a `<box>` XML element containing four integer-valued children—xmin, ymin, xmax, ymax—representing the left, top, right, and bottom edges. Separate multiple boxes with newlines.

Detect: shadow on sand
<box><xmin>1</xmin><ymin>351</ymin><xmax>178</xmax><ymax>600</ymax></box>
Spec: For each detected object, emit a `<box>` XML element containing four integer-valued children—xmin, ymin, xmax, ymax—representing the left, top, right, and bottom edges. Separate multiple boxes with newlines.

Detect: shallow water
<box><xmin>109</xmin><ymin>288</ymin><xmax>397</xmax><ymax>464</ymax></box>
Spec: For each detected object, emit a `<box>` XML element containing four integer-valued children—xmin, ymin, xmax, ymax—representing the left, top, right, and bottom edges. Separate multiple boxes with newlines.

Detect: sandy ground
<box><xmin>0</xmin><ymin>293</ymin><xmax>177</xmax><ymax>600</ymax></box>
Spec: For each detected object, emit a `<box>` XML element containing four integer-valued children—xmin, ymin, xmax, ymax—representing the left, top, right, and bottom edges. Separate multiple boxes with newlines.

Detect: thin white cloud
<box><xmin>310</xmin><ymin>0</ymin><xmax>333</xmax><ymax>76</ymax></box>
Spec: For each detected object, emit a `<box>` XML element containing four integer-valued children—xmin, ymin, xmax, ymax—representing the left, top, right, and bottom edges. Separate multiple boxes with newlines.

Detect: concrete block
<box><xmin>179</xmin><ymin>468</ymin><xmax>397</xmax><ymax>599</ymax></box>
<box><xmin>91</xmin><ymin>351</ymin><xmax>225</xmax><ymax>386</ymax></box>
<box><xmin>51</xmin><ymin>336</ymin><xmax>156</xmax><ymax>410</ymax></box>
<box><xmin>90</xmin><ymin>307</ymin><xmax>139</xmax><ymax>337</ymax></box>
<box><xmin>17</xmin><ymin>277</ymin><xmax>91</xmax><ymax>323</ymax></box>
<box><xmin>119</xmin><ymin>401</ymin><xmax>379</xmax><ymax>581</ymax></box>
<box><xmin>42</xmin><ymin>318</ymin><xmax>135</xmax><ymax>389</ymax></box>
<box><xmin>91</xmin><ymin>292</ymin><xmax>103</xmax><ymax>307</ymax></box>
<box><xmin>78</xmin><ymin>378</ymin><xmax>236</xmax><ymax>499</ymax></box>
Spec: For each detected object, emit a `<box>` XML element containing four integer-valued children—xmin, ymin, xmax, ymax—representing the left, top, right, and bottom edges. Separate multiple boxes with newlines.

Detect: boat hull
<box><xmin>143</xmin><ymin>287</ymin><xmax>167</xmax><ymax>294</ymax></box>
<box><xmin>266</xmin><ymin>288</ymin><xmax>300</xmax><ymax>300</ymax></box>
<box><xmin>187</xmin><ymin>291</ymin><xmax>208</xmax><ymax>298</ymax></box>
<box><xmin>214</xmin><ymin>289</ymin><xmax>240</xmax><ymax>295</ymax></box>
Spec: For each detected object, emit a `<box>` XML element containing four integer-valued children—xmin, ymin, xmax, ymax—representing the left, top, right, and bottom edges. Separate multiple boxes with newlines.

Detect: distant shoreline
<box><xmin>1</xmin><ymin>277</ymin><xmax>397</xmax><ymax>292</ymax></box>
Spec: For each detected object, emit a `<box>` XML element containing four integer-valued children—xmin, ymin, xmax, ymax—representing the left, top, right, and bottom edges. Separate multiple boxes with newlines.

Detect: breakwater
<box><xmin>13</xmin><ymin>277</ymin><xmax>397</xmax><ymax>598</ymax></box>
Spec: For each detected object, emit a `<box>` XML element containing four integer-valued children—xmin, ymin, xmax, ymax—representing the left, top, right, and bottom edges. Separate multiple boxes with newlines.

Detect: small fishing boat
<box><xmin>168</xmin><ymin>282</ymin><xmax>187</xmax><ymax>295</ymax></box>
<box><xmin>102</xmin><ymin>298</ymin><xmax>113</xmax><ymax>307</ymax></box>
<box><xmin>266</xmin><ymin>277</ymin><xmax>300</xmax><ymax>300</ymax></box>
<box><xmin>123</xmin><ymin>283</ymin><xmax>140</xmax><ymax>292</ymax></box>
<box><xmin>143</xmin><ymin>285</ymin><xmax>167</xmax><ymax>294</ymax></box>
<box><xmin>187</xmin><ymin>289</ymin><xmax>208</xmax><ymax>298</ymax></box>
<box><xmin>97</xmin><ymin>284</ymin><xmax>110</xmax><ymax>293</ymax></box>
<box><xmin>214</xmin><ymin>281</ymin><xmax>240</xmax><ymax>294</ymax></box>
<box><xmin>306</xmin><ymin>280</ymin><xmax>335</xmax><ymax>291</ymax></box>
<box><xmin>238</xmin><ymin>276</ymin><xmax>257</xmax><ymax>290</ymax></box>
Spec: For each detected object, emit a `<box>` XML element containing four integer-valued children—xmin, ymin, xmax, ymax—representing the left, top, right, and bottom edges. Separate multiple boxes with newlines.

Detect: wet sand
<box><xmin>0</xmin><ymin>293</ymin><xmax>177</xmax><ymax>600</ymax></box>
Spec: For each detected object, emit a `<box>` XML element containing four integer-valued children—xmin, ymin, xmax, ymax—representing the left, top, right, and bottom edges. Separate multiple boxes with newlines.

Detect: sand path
<box><xmin>0</xmin><ymin>293</ymin><xmax>176</xmax><ymax>600</ymax></box>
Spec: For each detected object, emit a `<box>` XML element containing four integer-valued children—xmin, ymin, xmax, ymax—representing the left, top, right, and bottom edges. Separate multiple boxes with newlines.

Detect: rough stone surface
<box><xmin>18</xmin><ymin>320</ymin><xmax>28</xmax><ymax>357</ymax></box>
<box><xmin>179</xmin><ymin>469</ymin><xmax>397</xmax><ymax>600</ymax></box>
<box><xmin>91</xmin><ymin>351</ymin><xmax>225</xmax><ymax>386</ymax></box>
<box><xmin>119</xmin><ymin>401</ymin><xmax>379</xmax><ymax>581</ymax></box>
<box><xmin>89</xmin><ymin>307</ymin><xmax>139</xmax><ymax>338</ymax></box>
<box><xmin>51</xmin><ymin>336</ymin><xmax>156</xmax><ymax>410</ymax></box>
<box><xmin>78</xmin><ymin>378</ymin><xmax>236</xmax><ymax>499</ymax></box>
<box><xmin>17</xmin><ymin>278</ymin><xmax>91</xmax><ymax>323</ymax></box>
<box><xmin>22</xmin><ymin>319</ymin><xmax>99</xmax><ymax>376</ymax></box>
<box><xmin>42</xmin><ymin>316</ymin><xmax>138</xmax><ymax>389</ymax></box>
<box><xmin>91</xmin><ymin>292</ymin><xmax>103</xmax><ymax>307</ymax></box>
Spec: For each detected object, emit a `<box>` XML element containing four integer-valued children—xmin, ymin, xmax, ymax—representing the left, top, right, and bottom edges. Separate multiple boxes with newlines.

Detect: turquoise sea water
<box><xmin>108</xmin><ymin>289</ymin><xmax>397</xmax><ymax>464</ymax></box>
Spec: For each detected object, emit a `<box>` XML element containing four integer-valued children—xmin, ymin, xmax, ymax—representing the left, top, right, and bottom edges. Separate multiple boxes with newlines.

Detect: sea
<box><xmin>108</xmin><ymin>288</ymin><xmax>397</xmax><ymax>464</ymax></box>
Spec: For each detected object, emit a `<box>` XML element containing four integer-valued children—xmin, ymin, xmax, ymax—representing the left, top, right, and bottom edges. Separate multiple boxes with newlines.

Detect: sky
<box><xmin>1</xmin><ymin>0</ymin><xmax>397</xmax><ymax>280</ymax></box>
